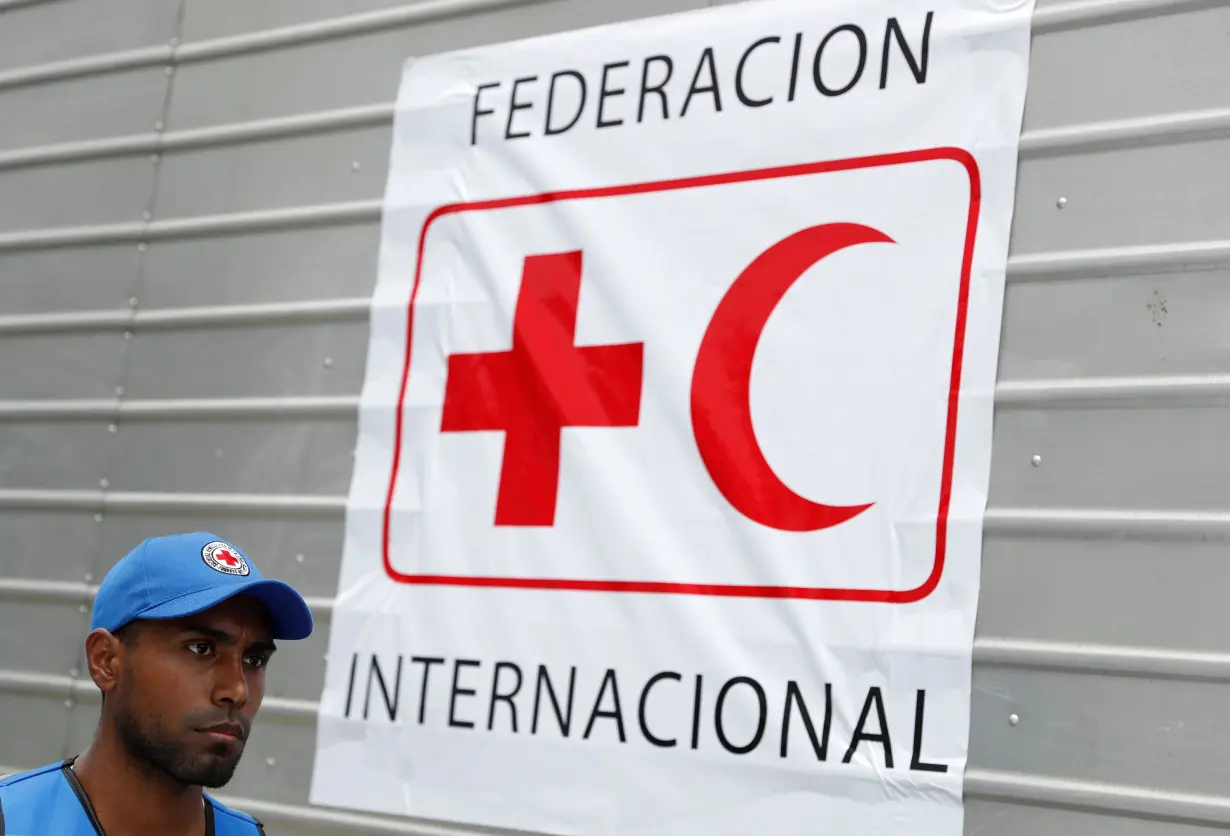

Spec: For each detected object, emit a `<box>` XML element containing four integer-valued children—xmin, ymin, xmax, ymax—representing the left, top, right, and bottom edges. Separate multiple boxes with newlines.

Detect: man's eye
<box><xmin>187</xmin><ymin>641</ymin><xmax>213</xmax><ymax>656</ymax></box>
<box><xmin>245</xmin><ymin>655</ymin><xmax>268</xmax><ymax>669</ymax></box>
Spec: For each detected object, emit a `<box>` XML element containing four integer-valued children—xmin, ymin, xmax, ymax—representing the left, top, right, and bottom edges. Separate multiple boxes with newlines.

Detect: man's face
<box><xmin>106</xmin><ymin>595</ymin><xmax>277</xmax><ymax>788</ymax></box>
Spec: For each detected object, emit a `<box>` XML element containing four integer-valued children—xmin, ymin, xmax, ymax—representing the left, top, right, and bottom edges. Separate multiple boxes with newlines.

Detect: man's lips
<box><xmin>199</xmin><ymin>722</ymin><xmax>245</xmax><ymax>741</ymax></box>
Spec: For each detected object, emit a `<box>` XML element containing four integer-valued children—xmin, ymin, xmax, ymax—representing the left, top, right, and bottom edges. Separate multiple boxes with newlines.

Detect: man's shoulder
<box><xmin>0</xmin><ymin>760</ymin><xmax>68</xmax><ymax>792</ymax></box>
<box><xmin>206</xmin><ymin>794</ymin><xmax>266</xmax><ymax>834</ymax></box>
<box><xmin>0</xmin><ymin>761</ymin><xmax>94</xmax><ymax>834</ymax></box>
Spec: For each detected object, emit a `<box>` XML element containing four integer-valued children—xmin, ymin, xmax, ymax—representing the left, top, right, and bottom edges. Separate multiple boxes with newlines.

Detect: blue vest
<box><xmin>0</xmin><ymin>759</ymin><xmax>265</xmax><ymax>835</ymax></box>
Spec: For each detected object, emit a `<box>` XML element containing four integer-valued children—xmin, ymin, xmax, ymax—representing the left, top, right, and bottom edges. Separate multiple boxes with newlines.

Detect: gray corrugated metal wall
<box><xmin>2</xmin><ymin>0</ymin><xmax>1229</xmax><ymax>833</ymax></box>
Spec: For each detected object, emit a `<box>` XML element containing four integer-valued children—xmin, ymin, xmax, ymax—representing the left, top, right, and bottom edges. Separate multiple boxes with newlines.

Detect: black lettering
<box><xmin>788</xmin><ymin>32</ymin><xmax>803</xmax><ymax>102</ymax></box>
<box><xmin>910</xmin><ymin>690</ymin><xmax>947</xmax><ymax>772</ymax></box>
<box><xmin>638</xmin><ymin>55</ymin><xmax>673</xmax><ymax>122</ymax></box>
<box><xmin>583</xmin><ymin>669</ymin><xmax>627</xmax><ymax>742</ymax></box>
<box><xmin>471</xmin><ymin>82</ymin><xmax>499</xmax><ymax>145</ymax></box>
<box><xmin>714</xmin><ymin>676</ymin><xmax>767</xmax><ymax>755</ymax></box>
<box><xmin>690</xmin><ymin>674</ymin><xmax>704</xmax><ymax>749</ymax></box>
<box><xmin>343</xmin><ymin>653</ymin><xmax>358</xmax><ymax>719</ymax></box>
<box><xmin>736</xmin><ymin>36</ymin><xmax>780</xmax><ymax>107</ymax></box>
<box><xmin>449</xmin><ymin>659</ymin><xmax>480</xmax><ymax>729</ymax></box>
<box><xmin>638</xmin><ymin>671</ymin><xmax>681</xmax><ymax>748</ymax></box>
<box><xmin>780</xmin><ymin>681</ymin><xmax>832</xmax><ymax>760</ymax></box>
<box><xmin>363</xmin><ymin>654</ymin><xmax>403</xmax><ymax>722</ymax></box>
<box><xmin>681</xmin><ymin>47</ymin><xmax>722</xmax><ymax>116</ymax></box>
<box><xmin>505</xmin><ymin>75</ymin><xmax>536</xmax><ymax>140</ymax></box>
<box><xmin>545</xmin><ymin>70</ymin><xmax>587</xmax><ymax>135</ymax></box>
<box><xmin>842</xmin><ymin>686</ymin><xmax>894</xmax><ymax>767</ymax></box>
<box><xmin>532</xmin><ymin>665</ymin><xmax>577</xmax><ymax>736</ymax></box>
<box><xmin>814</xmin><ymin>24</ymin><xmax>868</xmax><ymax>97</ymax></box>
<box><xmin>410</xmin><ymin>656</ymin><xmax>444</xmax><ymax>724</ymax></box>
<box><xmin>881</xmin><ymin>12</ymin><xmax>933</xmax><ymax>88</ymax></box>
<box><xmin>487</xmin><ymin>661</ymin><xmax>523</xmax><ymax>732</ymax></box>
<box><xmin>597</xmin><ymin>61</ymin><xmax>629</xmax><ymax>128</ymax></box>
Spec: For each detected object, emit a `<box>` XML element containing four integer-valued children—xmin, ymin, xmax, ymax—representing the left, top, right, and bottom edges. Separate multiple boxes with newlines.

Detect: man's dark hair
<box><xmin>113</xmin><ymin>621</ymin><xmax>142</xmax><ymax>647</ymax></box>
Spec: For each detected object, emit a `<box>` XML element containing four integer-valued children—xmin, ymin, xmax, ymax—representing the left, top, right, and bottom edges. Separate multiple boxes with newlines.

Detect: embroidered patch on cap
<box><xmin>202</xmin><ymin>541</ymin><xmax>251</xmax><ymax>576</ymax></box>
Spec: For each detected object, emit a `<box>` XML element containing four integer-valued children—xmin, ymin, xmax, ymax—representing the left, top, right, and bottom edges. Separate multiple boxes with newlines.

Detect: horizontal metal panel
<box><xmin>95</xmin><ymin>514</ymin><xmax>344</xmax><ymax>599</ymax></box>
<box><xmin>263</xmin><ymin>632</ymin><xmax>332</xmax><ymax>703</ymax></box>
<box><xmin>106</xmin><ymin>419</ymin><xmax>358</xmax><ymax>496</ymax></box>
<box><xmin>0</xmin><ymin>693</ymin><xmax>77</xmax><ymax>768</ymax></box>
<box><xmin>970</xmin><ymin>665</ymin><xmax>1230</xmax><ymax>798</ymax></box>
<box><xmin>1021</xmin><ymin>3</ymin><xmax>1230</xmax><ymax>131</ymax></box>
<box><xmin>0</xmin><ymin>68</ymin><xmax>168</xmax><ymax>151</ymax></box>
<box><xmin>120</xmin><ymin>320</ymin><xmax>369</xmax><ymax>398</ymax></box>
<box><xmin>998</xmin><ymin>267</ymin><xmax>1230</xmax><ymax>381</ymax></box>
<box><xmin>0</xmin><ymin>510</ymin><xmax>99</xmax><ymax>581</ymax></box>
<box><xmin>155</xmin><ymin>125</ymin><xmax>392</xmax><ymax>218</ymax></box>
<box><xmin>963</xmin><ymin>798</ymin><xmax>1225</xmax><ymax>835</ymax></box>
<box><xmin>0</xmin><ymin>598</ymin><xmax>87</xmax><ymax>676</ymax></box>
<box><xmin>0</xmin><ymin>156</ymin><xmax>155</xmax><ymax>232</ymax></box>
<box><xmin>180</xmin><ymin>0</ymin><xmax>419</xmax><ymax>43</ymax></box>
<box><xmin>978</xmin><ymin>534</ymin><xmax>1230</xmax><ymax>653</ymax></box>
<box><xmin>0</xmin><ymin>333</ymin><xmax>127</xmax><ymax>399</ymax></box>
<box><xmin>0</xmin><ymin>421</ymin><xmax>113</xmax><ymax>490</ymax></box>
<box><xmin>0</xmin><ymin>0</ymin><xmax>179</xmax><ymax>72</ymax></box>
<box><xmin>5</xmin><ymin>84</ymin><xmax>1226</xmax><ymax>177</ymax></box>
<box><xmin>166</xmin><ymin>0</ymin><xmax>704</xmax><ymax>129</ymax></box>
<box><xmin>1011</xmin><ymin>137</ymin><xmax>1230</xmax><ymax>254</ymax></box>
<box><xmin>141</xmin><ymin>224</ymin><xmax>380</xmax><ymax>307</ymax></box>
<box><xmin>0</xmin><ymin>244</ymin><xmax>141</xmax><ymax>314</ymax></box>
<box><xmin>989</xmin><ymin>405</ymin><xmax>1230</xmax><ymax>511</ymax></box>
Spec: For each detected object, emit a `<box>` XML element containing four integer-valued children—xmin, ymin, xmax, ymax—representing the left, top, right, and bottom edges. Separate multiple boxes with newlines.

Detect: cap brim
<box><xmin>137</xmin><ymin>579</ymin><xmax>314</xmax><ymax>640</ymax></box>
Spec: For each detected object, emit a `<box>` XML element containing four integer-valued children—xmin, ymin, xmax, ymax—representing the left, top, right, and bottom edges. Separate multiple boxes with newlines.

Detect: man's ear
<box><xmin>85</xmin><ymin>628</ymin><xmax>126</xmax><ymax>699</ymax></box>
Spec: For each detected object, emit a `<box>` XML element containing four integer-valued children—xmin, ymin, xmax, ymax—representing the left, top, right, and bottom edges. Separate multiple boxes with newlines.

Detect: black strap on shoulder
<box><xmin>204</xmin><ymin>798</ymin><xmax>216</xmax><ymax>836</ymax></box>
<box><xmin>61</xmin><ymin>759</ymin><xmax>106</xmax><ymax>836</ymax></box>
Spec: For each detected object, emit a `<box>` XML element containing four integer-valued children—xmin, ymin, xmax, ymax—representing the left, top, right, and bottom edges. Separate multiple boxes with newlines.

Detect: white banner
<box><xmin>311</xmin><ymin>0</ymin><xmax>1033</xmax><ymax>832</ymax></box>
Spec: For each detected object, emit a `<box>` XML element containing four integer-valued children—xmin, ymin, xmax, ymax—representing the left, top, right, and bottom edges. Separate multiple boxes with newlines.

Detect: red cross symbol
<box><xmin>440</xmin><ymin>250</ymin><xmax>644</xmax><ymax>526</ymax></box>
<box><xmin>214</xmin><ymin>549</ymin><xmax>240</xmax><ymax>568</ymax></box>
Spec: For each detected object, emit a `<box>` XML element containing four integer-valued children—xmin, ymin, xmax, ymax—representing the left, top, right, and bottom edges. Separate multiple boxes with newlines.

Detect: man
<box><xmin>0</xmin><ymin>532</ymin><xmax>315</xmax><ymax>835</ymax></box>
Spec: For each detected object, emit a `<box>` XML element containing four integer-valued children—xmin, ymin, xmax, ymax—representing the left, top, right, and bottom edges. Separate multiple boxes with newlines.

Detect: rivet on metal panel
<box><xmin>109</xmin><ymin>424</ymin><xmax>118</xmax><ymax>433</ymax></box>
<box><xmin>351</xmin><ymin>161</ymin><xmax>361</xmax><ymax>172</ymax></box>
<box><xmin>137</xmin><ymin>243</ymin><xmax>148</xmax><ymax>252</ymax></box>
<box><xmin>155</xmin><ymin>121</ymin><xmax>165</xmax><ymax>132</ymax></box>
<box><xmin>265</xmin><ymin>758</ymin><xmax>276</xmax><ymax>768</ymax></box>
<box><xmin>1056</xmin><ymin>197</ymin><xmax>1067</xmax><ymax>209</ymax></box>
<box><xmin>1031</xmin><ymin>454</ymin><xmax>1041</xmax><ymax>467</ymax></box>
<box><xmin>1008</xmin><ymin>713</ymin><xmax>1020</xmax><ymax>726</ymax></box>
<box><xmin>94</xmin><ymin>514</ymin><xmax>104</xmax><ymax>523</ymax></box>
<box><xmin>164</xmin><ymin>66</ymin><xmax>174</xmax><ymax>76</ymax></box>
<box><xmin>65</xmin><ymin>700</ymin><xmax>74</xmax><ymax>710</ymax></box>
<box><xmin>295</xmin><ymin>553</ymin><xmax>305</xmax><ymax>563</ymax></box>
<box><xmin>100</xmin><ymin>479</ymin><xmax>109</xmax><ymax>489</ymax></box>
<box><xmin>123</xmin><ymin>332</ymin><xmax>132</xmax><ymax>342</ymax></box>
<box><xmin>70</xmin><ymin>668</ymin><xmax>79</xmax><ymax>678</ymax></box>
<box><xmin>84</xmin><ymin>573</ymin><xmax>93</xmax><ymax>583</ymax></box>
<box><xmin>150</xmin><ymin>154</ymin><xmax>161</xmax><ymax>164</ymax></box>
<box><xmin>129</xmin><ymin>297</ymin><xmax>139</xmax><ymax>308</ymax></box>
<box><xmin>141</xmin><ymin>211</ymin><xmax>152</xmax><ymax>222</ymax></box>
<box><xmin>324</xmin><ymin>357</ymin><xmax>334</xmax><ymax>368</ymax></box>
<box><xmin>115</xmin><ymin>386</ymin><xmax>124</xmax><ymax>397</ymax></box>
<box><xmin>78</xmin><ymin>605</ymin><xmax>87</xmax><ymax>614</ymax></box>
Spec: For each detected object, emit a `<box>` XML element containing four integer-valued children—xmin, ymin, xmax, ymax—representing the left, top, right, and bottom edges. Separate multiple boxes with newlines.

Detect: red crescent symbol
<box><xmin>690</xmin><ymin>222</ymin><xmax>893</xmax><ymax>532</ymax></box>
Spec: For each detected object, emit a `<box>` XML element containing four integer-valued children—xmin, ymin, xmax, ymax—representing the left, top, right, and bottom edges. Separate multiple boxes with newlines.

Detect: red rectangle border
<box><xmin>382</xmin><ymin>147</ymin><xmax>982</xmax><ymax>604</ymax></box>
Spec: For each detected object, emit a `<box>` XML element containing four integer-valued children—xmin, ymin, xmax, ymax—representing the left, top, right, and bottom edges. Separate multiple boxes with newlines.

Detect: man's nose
<box><xmin>212</xmin><ymin>653</ymin><xmax>249</xmax><ymax>707</ymax></box>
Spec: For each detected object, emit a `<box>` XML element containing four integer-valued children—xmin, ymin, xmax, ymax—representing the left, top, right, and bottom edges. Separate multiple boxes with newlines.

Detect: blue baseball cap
<box><xmin>91</xmin><ymin>532</ymin><xmax>314</xmax><ymax>640</ymax></box>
